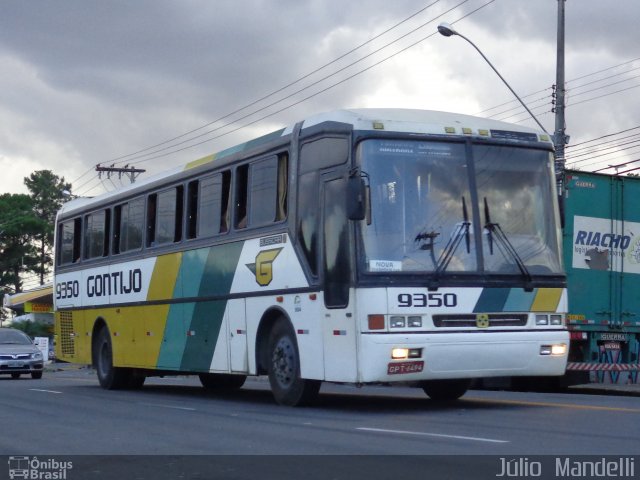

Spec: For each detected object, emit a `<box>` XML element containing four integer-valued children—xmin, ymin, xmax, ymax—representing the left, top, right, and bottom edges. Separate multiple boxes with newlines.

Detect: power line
<box><xmin>566</xmin><ymin>125</ymin><xmax>640</xmax><ymax>149</ymax></box>
<box><xmin>567</xmin><ymin>145</ymin><xmax>640</xmax><ymax>170</ymax></box>
<box><xmin>102</xmin><ymin>0</ymin><xmax>495</xmax><ymax>170</ymax></box>
<box><xmin>100</xmin><ymin>0</ymin><xmax>449</xmax><ymax>167</ymax></box>
<box><xmin>565</xmin><ymin>131</ymin><xmax>640</xmax><ymax>156</ymax></box>
<box><xmin>478</xmin><ymin>56</ymin><xmax>640</xmax><ymax>118</ymax></box>
<box><xmin>565</xmin><ymin>137</ymin><xmax>640</xmax><ymax>160</ymax></box>
<box><xmin>113</xmin><ymin>0</ymin><xmax>478</xmax><ymax>168</ymax></box>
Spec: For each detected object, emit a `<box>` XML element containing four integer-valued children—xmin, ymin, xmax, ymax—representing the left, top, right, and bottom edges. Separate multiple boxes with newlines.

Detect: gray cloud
<box><xmin>1</xmin><ymin>0</ymin><xmax>638</xmax><ymax>194</ymax></box>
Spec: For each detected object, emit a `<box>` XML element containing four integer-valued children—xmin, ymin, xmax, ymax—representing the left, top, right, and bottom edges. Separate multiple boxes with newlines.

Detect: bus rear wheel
<box><xmin>267</xmin><ymin>320</ymin><xmax>320</xmax><ymax>406</ymax></box>
<box><xmin>421</xmin><ymin>379</ymin><xmax>471</xmax><ymax>402</ymax></box>
<box><xmin>199</xmin><ymin>373</ymin><xmax>246</xmax><ymax>390</ymax></box>
<box><xmin>94</xmin><ymin>326</ymin><xmax>131</xmax><ymax>390</ymax></box>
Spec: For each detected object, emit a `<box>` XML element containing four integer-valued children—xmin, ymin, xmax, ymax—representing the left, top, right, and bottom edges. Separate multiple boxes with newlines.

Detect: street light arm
<box><xmin>439</xmin><ymin>24</ymin><xmax>550</xmax><ymax>135</ymax></box>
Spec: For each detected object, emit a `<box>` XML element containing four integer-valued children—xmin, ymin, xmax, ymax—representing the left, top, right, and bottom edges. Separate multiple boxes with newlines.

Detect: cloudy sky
<box><xmin>1</xmin><ymin>0</ymin><xmax>639</xmax><ymax>196</ymax></box>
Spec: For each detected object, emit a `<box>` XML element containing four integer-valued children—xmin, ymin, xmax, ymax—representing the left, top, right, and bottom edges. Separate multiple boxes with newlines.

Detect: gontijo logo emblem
<box><xmin>476</xmin><ymin>313</ymin><xmax>490</xmax><ymax>328</ymax></box>
<box><xmin>246</xmin><ymin>248</ymin><xmax>283</xmax><ymax>286</ymax></box>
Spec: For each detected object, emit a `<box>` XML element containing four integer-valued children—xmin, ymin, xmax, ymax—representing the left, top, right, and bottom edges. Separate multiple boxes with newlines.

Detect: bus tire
<box><xmin>267</xmin><ymin>319</ymin><xmax>320</xmax><ymax>406</ymax></box>
<box><xmin>11</xmin><ymin>373</ymin><xmax>20</xmax><ymax>379</ymax></box>
<box><xmin>199</xmin><ymin>373</ymin><xmax>246</xmax><ymax>390</ymax></box>
<box><xmin>421</xmin><ymin>379</ymin><xmax>471</xmax><ymax>402</ymax></box>
<box><xmin>94</xmin><ymin>326</ymin><xmax>130</xmax><ymax>390</ymax></box>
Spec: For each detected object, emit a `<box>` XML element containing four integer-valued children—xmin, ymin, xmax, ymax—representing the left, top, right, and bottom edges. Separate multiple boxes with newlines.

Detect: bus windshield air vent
<box><xmin>433</xmin><ymin>313</ymin><xmax>528</xmax><ymax>328</ymax></box>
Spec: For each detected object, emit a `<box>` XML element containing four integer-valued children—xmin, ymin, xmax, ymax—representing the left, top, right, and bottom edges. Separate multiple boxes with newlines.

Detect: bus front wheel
<box><xmin>94</xmin><ymin>326</ymin><xmax>131</xmax><ymax>390</ymax></box>
<box><xmin>267</xmin><ymin>320</ymin><xmax>320</xmax><ymax>406</ymax></box>
<box><xmin>421</xmin><ymin>379</ymin><xmax>471</xmax><ymax>402</ymax></box>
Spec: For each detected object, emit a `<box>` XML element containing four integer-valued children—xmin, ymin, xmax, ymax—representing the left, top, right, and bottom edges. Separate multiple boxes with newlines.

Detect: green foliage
<box><xmin>0</xmin><ymin>170</ymin><xmax>71</xmax><ymax>294</ymax></box>
<box><xmin>0</xmin><ymin>193</ymin><xmax>41</xmax><ymax>292</ymax></box>
<box><xmin>8</xmin><ymin>319</ymin><xmax>53</xmax><ymax>338</ymax></box>
<box><xmin>24</xmin><ymin>170</ymin><xmax>72</xmax><ymax>284</ymax></box>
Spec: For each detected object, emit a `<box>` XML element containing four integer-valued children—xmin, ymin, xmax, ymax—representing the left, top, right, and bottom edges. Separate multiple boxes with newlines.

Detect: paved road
<box><xmin>1</xmin><ymin>367</ymin><xmax>638</xmax><ymax>458</ymax></box>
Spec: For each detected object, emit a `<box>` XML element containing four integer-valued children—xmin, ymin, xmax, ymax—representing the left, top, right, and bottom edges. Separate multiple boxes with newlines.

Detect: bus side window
<box><xmin>112</xmin><ymin>205</ymin><xmax>122</xmax><ymax>254</ymax></box>
<box><xmin>235</xmin><ymin>165</ymin><xmax>249</xmax><ymax>229</ymax></box>
<box><xmin>186</xmin><ymin>180</ymin><xmax>198</xmax><ymax>240</ymax></box>
<box><xmin>146</xmin><ymin>194</ymin><xmax>157</xmax><ymax>247</ymax></box>
<box><xmin>198</xmin><ymin>173</ymin><xmax>223</xmax><ymax>237</ymax></box>
<box><xmin>276</xmin><ymin>154</ymin><xmax>288</xmax><ymax>222</ymax></box>
<box><xmin>57</xmin><ymin>218</ymin><xmax>82</xmax><ymax>265</ymax></box>
<box><xmin>115</xmin><ymin>197</ymin><xmax>144</xmax><ymax>253</ymax></box>
<box><xmin>151</xmin><ymin>186</ymin><xmax>184</xmax><ymax>246</ymax></box>
<box><xmin>220</xmin><ymin>170</ymin><xmax>231</xmax><ymax>233</ymax></box>
<box><xmin>234</xmin><ymin>155</ymin><xmax>286</xmax><ymax>231</ymax></box>
<box><xmin>249</xmin><ymin>155</ymin><xmax>279</xmax><ymax>226</ymax></box>
<box><xmin>126</xmin><ymin>197</ymin><xmax>145</xmax><ymax>251</ymax></box>
<box><xmin>83</xmin><ymin>209</ymin><xmax>110</xmax><ymax>259</ymax></box>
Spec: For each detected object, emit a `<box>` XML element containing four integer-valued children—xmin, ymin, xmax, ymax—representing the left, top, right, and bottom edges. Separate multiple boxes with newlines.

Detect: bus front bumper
<box><xmin>359</xmin><ymin>330</ymin><xmax>569</xmax><ymax>383</ymax></box>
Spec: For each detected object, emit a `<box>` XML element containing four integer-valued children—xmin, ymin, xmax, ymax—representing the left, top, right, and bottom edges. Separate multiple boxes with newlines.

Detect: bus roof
<box><xmin>58</xmin><ymin>108</ymin><xmax>551</xmax><ymax>218</ymax></box>
<box><xmin>285</xmin><ymin>108</ymin><xmax>547</xmax><ymax>137</ymax></box>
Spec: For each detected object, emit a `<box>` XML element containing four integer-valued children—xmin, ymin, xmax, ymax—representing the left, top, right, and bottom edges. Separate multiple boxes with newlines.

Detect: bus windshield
<box><xmin>358</xmin><ymin>139</ymin><xmax>563</xmax><ymax>276</ymax></box>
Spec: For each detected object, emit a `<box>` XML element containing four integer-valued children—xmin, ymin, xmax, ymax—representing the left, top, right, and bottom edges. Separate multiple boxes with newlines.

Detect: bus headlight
<box><xmin>535</xmin><ymin>314</ymin><xmax>549</xmax><ymax>326</ymax></box>
<box><xmin>391</xmin><ymin>348</ymin><xmax>409</xmax><ymax>359</ymax></box>
<box><xmin>390</xmin><ymin>316</ymin><xmax>406</xmax><ymax>328</ymax></box>
<box><xmin>540</xmin><ymin>344</ymin><xmax>567</xmax><ymax>356</ymax></box>
<box><xmin>550</xmin><ymin>314</ymin><xmax>563</xmax><ymax>326</ymax></box>
<box><xmin>391</xmin><ymin>348</ymin><xmax>422</xmax><ymax>360</ymax></box>
<box><xmin>407</xmin><ymin>316</ymin><xmax>422</xmax><ymax>328</ymax></box>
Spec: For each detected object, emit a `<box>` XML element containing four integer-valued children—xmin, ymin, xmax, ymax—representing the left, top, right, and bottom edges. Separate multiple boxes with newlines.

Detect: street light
<box><xmin>437</xmin><ymin>22</ymin><xmax>550</xmax><ymax>135</ymax></box>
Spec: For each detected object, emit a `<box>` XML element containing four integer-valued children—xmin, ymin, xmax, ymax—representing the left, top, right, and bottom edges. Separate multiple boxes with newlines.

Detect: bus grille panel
<box><xmin>432</xmin><ymin>313</ymin><xmax>528</xmax><ymax>328</ymax></box>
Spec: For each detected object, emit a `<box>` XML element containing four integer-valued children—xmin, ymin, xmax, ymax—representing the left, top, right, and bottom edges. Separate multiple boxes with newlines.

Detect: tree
<box><xmin>10</xmin><ymin>319</ymin><xmax>53</xmax><ymax>338</ymax></box>
<box><xmin>0</xmin><ymin>193</ymin><xmax>41</xmax><ymax>293</ymax></box>
<box><xmin>24</xmin><ymin>170</ymin><xmax>72</xmax><ymax>285</ymax></box>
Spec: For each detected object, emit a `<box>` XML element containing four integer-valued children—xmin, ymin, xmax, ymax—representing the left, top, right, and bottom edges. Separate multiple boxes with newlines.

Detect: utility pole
<box><xmin>96</xmin><ymin>164</ymin><xmax>146</xmax><ymax>184</ymax></box>
<box><xmin>553</xmin><ymin>0</ymin><xmax>567</xmax><ymax>193</ymax></box>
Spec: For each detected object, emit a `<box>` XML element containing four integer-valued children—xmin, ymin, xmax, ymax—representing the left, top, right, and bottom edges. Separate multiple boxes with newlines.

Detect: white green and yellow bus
<box><xmin>54</xmin><ymin>108</ymin><xmax>568</xmax><ymax>406</ymax></box>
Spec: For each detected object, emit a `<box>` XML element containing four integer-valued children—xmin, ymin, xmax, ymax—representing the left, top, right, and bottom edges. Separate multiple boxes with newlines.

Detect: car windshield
<box><xmin>358</xmin><ymin>139</ymin><xmax>563</xmax><ymax>276</ymax></box>
<box><xmin>0</xmin><ymin>329</ymin><xmax>32</xmax><ymax>345</ymax></box>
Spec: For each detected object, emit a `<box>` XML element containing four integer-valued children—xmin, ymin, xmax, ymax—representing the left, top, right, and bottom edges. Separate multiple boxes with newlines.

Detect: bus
<box><xmin>54</xmin><ymin>108</ymin><xmax>569</xmax><ymax>406</ymax></box>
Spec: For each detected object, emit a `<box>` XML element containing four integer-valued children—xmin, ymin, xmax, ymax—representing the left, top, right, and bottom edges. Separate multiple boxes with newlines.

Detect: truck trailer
<box><xmin>563</xmin><ymin>170</ymin><xmax>640</xmax><ymax>384</ymax></box>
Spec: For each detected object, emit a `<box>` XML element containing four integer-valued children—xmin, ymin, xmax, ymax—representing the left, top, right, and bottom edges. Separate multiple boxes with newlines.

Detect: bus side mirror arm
<box><xmin>347</xmin><ymin>169</ymin><xmax>371</xmax><ymax>224</ymax></box>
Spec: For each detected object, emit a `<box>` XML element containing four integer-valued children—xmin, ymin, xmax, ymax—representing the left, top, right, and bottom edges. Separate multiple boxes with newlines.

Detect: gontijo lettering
<box><xmin>87</xmin><ymin>269</ymin><xmax>143</xmax><ymax>297</ymax></box>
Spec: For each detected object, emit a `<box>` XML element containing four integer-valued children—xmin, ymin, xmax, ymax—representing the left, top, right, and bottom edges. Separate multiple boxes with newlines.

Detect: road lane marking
<box><xmin>356</xmin><ymin>427</ymin><xmax>509</xmax><ymax>444</ymax></box>
<box><xmin>139</xmin><ymin>402</ymin><xmax>196</xmax><ymax>411</ymax></box>
<box><xmin>29</xmin><ymin>389</ymin><xmax>62</xmax><ymax>394</ymax></box>
<box><xmin>465</xmin><ymin>397</ymin><xmax>640</xmax><ymax>413</ymax></box>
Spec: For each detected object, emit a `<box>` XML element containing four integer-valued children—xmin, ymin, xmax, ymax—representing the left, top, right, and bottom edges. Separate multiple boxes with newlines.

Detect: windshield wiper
<box><xmin>483</xmin><ymin>197</ymin><xmax>533</xmax><ymax>290</ymax></box>
<box><xmin>428</xmin><ymin>197</ymin><xmax>471</xmax><ymax>289</ymax></box>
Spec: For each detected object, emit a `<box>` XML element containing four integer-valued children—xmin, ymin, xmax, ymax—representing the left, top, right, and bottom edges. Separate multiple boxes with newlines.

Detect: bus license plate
<box><xmin>388</xmin><ymin>361</ymin><xmax>424</xmax><ymax>375</ymax></box>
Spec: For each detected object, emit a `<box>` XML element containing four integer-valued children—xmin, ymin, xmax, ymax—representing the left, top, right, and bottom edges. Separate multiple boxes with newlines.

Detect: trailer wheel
<box><xmin>421</xmin><ymin>379</ymin><xmax>471</xmax><ymax>402</ymax></box>
<box><xmin>94</xmin><ymin>326</ymin><xmax>130</xmax><ymax>390</ymax></box>
<box><xmin>267</xmin><ymin>319</ymin><xmax>320</xmax><ymax>406</ymax></box>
